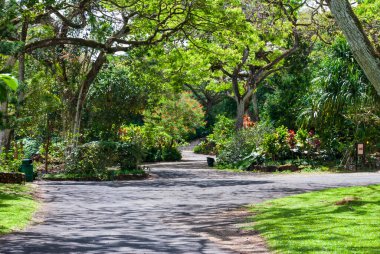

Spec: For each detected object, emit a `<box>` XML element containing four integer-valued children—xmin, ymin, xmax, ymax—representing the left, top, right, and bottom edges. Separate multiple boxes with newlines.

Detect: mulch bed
<box><xmin>247</xmin><ymin>164</ymin><xmax>299</xmax><ymax>172</ymax></box>
<box><xmin>42</xmin><ymin>173</ymin><xmax>150</xmax><ymax>181</ymax></box>
<box><xmin>0</xmin><ymin>172</ymin><xmax>25</xmax><ymax>184</ymax></box>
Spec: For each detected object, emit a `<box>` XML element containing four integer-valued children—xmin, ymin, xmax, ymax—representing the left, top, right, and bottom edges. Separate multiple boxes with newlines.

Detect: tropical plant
<box><xmin>216</xmin><ymin>121</ymin><xmax>273</xmax><ymax>168</ymax></box>
<box><xmin>299</xmin><ymin>37</ymin><xmax>380</xmax><ymax>161</ymax></box>
<box><xmin>0</xmin><ymin>74</ymin><xmax>18</xmax><ymax>102</ymax></box>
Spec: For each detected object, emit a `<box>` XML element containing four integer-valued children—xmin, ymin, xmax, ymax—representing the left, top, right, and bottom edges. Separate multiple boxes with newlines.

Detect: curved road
<box><xmin>1</xmin><ymin>150</ymin><xmax>380</xmax><ymax>253</ymax></box>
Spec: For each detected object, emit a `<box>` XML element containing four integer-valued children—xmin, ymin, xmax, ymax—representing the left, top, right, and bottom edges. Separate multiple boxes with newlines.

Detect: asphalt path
<box><xmin>1</xmin><ymin>150</ymin><xmax>380</xmax><ymax>254</ymax></box>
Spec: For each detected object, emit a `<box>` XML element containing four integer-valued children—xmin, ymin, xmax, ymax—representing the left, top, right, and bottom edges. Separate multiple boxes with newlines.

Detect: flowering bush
<box><xmin>288</xmin><ymin>130</ymin><xmax>296</xmax><ymax>148</ymax></box>
<box><xmin>243</xmin><ymin>114</ymin><xmax>255</xmax><ymax>128</ymax></box>
<box><xmin>262</xmin><ymin>126</ymin><xmax>291</xmax><ymax>161</ymax></box>
<box><xmin>215</xmin><ymin>124</ymin><xmax>325</xmax><ymax>169</ymax></box>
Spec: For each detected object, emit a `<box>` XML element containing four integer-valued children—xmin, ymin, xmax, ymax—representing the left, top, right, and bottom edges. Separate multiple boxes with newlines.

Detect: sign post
<box><xmin>356</xmin><ymin>143</ymin><xmax>365</xmax><ymax>171</ymax></box>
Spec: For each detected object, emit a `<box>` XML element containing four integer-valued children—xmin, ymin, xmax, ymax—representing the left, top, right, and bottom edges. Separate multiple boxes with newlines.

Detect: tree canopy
<box><xmin>0</xmin><ymin>0</ymin><xmax>378</xmax><ymax>173</ymax></box>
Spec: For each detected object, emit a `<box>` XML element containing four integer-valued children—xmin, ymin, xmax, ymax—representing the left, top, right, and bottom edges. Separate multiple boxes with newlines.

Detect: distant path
<box><xmin>1</xmin><ymin>148</ymin><xmax>380</xmax><ymax>253</ymax></box>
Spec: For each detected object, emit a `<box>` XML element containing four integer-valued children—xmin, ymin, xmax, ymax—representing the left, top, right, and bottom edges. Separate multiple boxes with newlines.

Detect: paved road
<box><xmin>1</xmin><ymin>150</ymin><xmax>380</xmax><ymax>254</ymax></box>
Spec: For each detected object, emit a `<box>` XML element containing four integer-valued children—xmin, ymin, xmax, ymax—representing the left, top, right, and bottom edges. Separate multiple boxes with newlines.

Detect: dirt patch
<box><xmin>29</xmin><ymin>183</ymin><xmax>48</xmax><ymax>227</ymax></box>
<box><xmin>163</xmin><ymin>207</ymin><xmax>270</xmax><ymax>253</ymax></box>
<box><xmin>194</xmin><ymin>208</ymin><xmax>271</xmax><ymax>254</ymax></box>
<box><xmin>334</xmin><ymin>196</ymin><xmax>360</xmax><ymax>205</ymax></box>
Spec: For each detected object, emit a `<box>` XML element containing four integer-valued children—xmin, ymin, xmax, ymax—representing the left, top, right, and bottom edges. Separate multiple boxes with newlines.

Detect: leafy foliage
<box><xmin>216</xmin><ymin>122</ymin><xmax>273</xmax><ymax>168</ymax></box>
<box><xmin>83</xmin><ymin>62</ymin><xmax>150</xmax><ymax>141</ymax></box>
<box><xmin>0</xmin><ymin>73</ymin><xmax>18</xmax><ymax>102</ymax></box>
<box><xmin>0</xmin><ymin>152</ymin><xmax>22</xmax><ymax>173</ymax></box>
<box><xmin>143</xmin><ymin>92</ymin><xmax>205</xmax><ymax>146</ymax></box>
<box><xmin>206</xmin><ymin>115</ymin><xmax>236</xmax><ymax>154</ymax></box>
<box><xmin>66</xmin><ymin>141</ymin><xmax>143</xmax><ymax>180</ymax></box>
<box><xmin>119</xmin><ymin>93</ymin><xmax>204</xmax><ymax>162</ymax></box>
<box><xmin>262</xmin><ymin>126</ymin><xmax>292</xmax><ymax>161</ymax></box>
<box><xmin>0</xmin><ymin>0</ymin><xmax>378</xmax><ymax>176</ymax></box>
<box><xmin>299</xmin><ymin>37</ymin><xmax>380</xmax><ymax>160</ymax></box>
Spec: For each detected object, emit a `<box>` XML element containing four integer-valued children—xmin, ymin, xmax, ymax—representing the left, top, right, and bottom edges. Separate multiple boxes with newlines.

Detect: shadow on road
<box><xmin>1</xmin><ymin>152</ymin><xmax>380</xmax><ymax>254</ymax></box>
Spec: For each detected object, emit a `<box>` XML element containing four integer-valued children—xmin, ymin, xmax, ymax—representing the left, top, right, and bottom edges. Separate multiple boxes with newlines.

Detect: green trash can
<box><xmin>19</xmin><ymin>159</ymin><xmax>34</xmax><ymax>182</ymax></box>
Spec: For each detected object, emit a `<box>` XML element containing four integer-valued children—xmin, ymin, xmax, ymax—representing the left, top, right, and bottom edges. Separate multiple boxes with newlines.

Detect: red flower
<box><xmin>287</xmin><ymin>130</ymin><xmax>296</xmax><ymax>148</ymax></box>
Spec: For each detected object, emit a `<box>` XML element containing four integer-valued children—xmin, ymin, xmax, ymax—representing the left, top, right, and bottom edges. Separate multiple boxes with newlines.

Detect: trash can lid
<box><xmin>22</xmin><ymin>159</ymin><xmax>33</xmax><ymax>164</ymax></box>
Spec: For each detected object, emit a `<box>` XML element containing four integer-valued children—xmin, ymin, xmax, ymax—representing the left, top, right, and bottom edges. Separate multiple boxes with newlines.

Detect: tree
<box><xmin>326</xmin><ymin>0</ymin><xmax>380</xmax><ymax>96</ymax></box>
<box><xmin>143</xmin><ymin>92</ymin><xmax>205</xmax><ymax>147</ymax></box>
<box><xmin>198</xmin><ymin>1</ymin><xmax>303</xmax><ymax>128</ymax></box>
<box><xmin>3</xmin><ymin>0</ymin><xmax>219</xmax><ymax>146</ymax></box>
<box><xmin>0</xmin><ymin>74</ymin><xmax>18</xmax><ymax>152</ymax></box>
<box><xmin>183</xmin><ymin>82</ymin><xmax>226</xmax><ymax>126</ymax></box>
<box><xmin>83</xmin><ymin>60</ymin><xmax>152</xmax><ymax>141</ymax></box>
<box><xmin>261</xmin><ymin>40</ymin><xmax>312</xmax><ymax>130</ymax></box>
<box><xmin>139</xmin><ymin>0</ymin><xmax>306</xmax><ymax>129</ymax></box>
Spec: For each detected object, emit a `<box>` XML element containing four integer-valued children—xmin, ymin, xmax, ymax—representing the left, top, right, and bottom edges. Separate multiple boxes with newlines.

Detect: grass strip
<box><xmin>0</xmin><ymin>184</ymin><xmax>38</xmax><ymax>235</ymax></box>
<box><xmin>247</xmin><ymin>184</ymin><xmax>380</xmax><ymax>253</ymax></box>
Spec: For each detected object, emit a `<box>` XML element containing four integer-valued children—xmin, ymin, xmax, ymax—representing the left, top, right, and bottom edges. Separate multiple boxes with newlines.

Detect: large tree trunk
<box><xmin>251</xmin><ymin>84</ymin><xmax>260</xmax><ymax>122</ymax></box>
<box><xmin>0</xmin><ymin>54</ymin><xmax>18</xmax><ymax>152</ymax></box>
<box><xmin>17</xmin><ymin>21</ymin><xmax>28</xmax><ymax>107</ymax></box>
<box><xmin>235</xmin><ymin>96</ymin><xmax>251</xmax><ymax>129</ymax></box>
<box><xmin>14</xmin><ymin>21</ymin><xmax>28</xmax><ymax>152</ymax></box>
<box><xmin>72</xmin><ymin>51</ymin><xmax>107</xmax><ymax>145</ymax></box>
<box><xmin>236</xmin><ymin>100</ymin><xmax>245</xmax><ymax>129</ymax></box>
<box><xmin>0</xmin><ymin>129</ymin><xmax>11</xmax><ymax>152</ymax></box>
<box><xmin>1</xmin><ymin>21</ymin><xmax>29</xmax><ymax>154</ymax></box>
<box><xmin>328</xmin><ymin>0</ymin><xmax>380</xmax><ymax>96</ymax></box>
<box><xmin>44</xmin><ymin>114</ymin><xmax>51</xmax><ymax>173</ymax></box>
<box><xmin>0</xmin><ymin>102</ymin><xmax>11</xmax><ymax>152</ymax></box>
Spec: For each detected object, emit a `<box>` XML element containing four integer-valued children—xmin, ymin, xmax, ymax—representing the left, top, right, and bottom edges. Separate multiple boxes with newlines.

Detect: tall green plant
<box><xmin>299</xmin><ymin>37</ymin><xmax>380</xmax><ymax>159</ymax></box>
<box><xmin>0</xmin><ymin>74</ymin><xmax>18</xmax><ymax>101</ymax></box>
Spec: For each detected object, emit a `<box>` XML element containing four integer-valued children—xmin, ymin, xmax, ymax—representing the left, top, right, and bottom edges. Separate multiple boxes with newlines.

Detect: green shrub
<box><xmin>262</xmin><ymin>126</ymin><xmax>291</xmax><ymax>161</ymax></box>
<box><xmin>142</xmin><ymin>92</ymin><xmax>205</xmax><ymax>146</ymax></box>
<box><xmin>236</xmin><ymin>151</ymin><xmax>266</xmax><ymax>170</ymax></box>
<box><xmin>193</xmin><ymin>140</ymin><xmax>216</xmax><ymax>155</ymax></box>
<box><xmin>22</xmin><ymin>138</ymin><xmax>41</xmax><ymax>159</ymax></box>
<box><xmin>144</xmin><ymin>147</ymin><xmax>161</xmax><ymax>162</ymax></box>
<box><xmin>119</xmin><ymin>123</ymin><xmax>183</xmax><ymax>163</ymax></box>
<box><xmin>217</xmin><ymin>131</ymin><xmax>255</xmax><ymax>168</ymax></box>
<box><xmin>207</xmin><ymin>115</ymin><xmax>235</xmax><ymax>154</ymax></box>
<box><xmin>0</xmin><ymin>154</ymin><xmax>22</xmax><ymax>173</ymax></box>
<box><xmin>117</xmin><ymin>142</ymin><xmax>143</xmax><ymax>169</ymax></box>
<box><xmin>144</xmin><ymin>146</ymin><xmax>182</xmax><ymax>162</ymax></box>
<box><xmin>66</xmin><ymin>141</ymin><xmax>143</xmax><ymax>179</ymax></box>
<box><xmin>0</xmin><ymin>143</ymin><xmax>23</xmax><ymax>172</ymax></box>
<box><xmin>161</xmin><ymin>147</ymin><xmax>182</xmax><ymax>161</ymax></box>
<box><xmin>39</xmin><ymin>139</ymin><xmax>65</xmax><ymax>163</ymax></box>
<box><xmin>216</xmin><ymin>122</ymin><xmax>273</xmax><ymax>168</ymax></box>
<box><xmin>66</xmin><ymin>141</ymin><xmax>113</xmax><ymax>179</ymax></box>
<box><xmin>295</xmin><ymin>128</ymin><xmax>309</xmax><ymax>149</ymax></box>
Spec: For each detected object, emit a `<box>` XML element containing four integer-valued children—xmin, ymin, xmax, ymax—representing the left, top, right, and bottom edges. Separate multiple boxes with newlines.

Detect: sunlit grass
<box><xmin>247</xmin><ymin>184</ymin><xmax>380</xmax><ymax>253</ymax></box>
<box><xmin>0</xmin><ymin>184</ymin><xmax>38</xmax><ymax>235</ymax></box>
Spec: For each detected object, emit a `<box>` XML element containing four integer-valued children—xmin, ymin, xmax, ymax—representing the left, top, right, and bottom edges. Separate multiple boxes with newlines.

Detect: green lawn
<box><xmin>247</xmin><ymin>184</ymin><xmax>380</xmax><ymax>253</ymax></box>
<box><xmin>0</xmin><ymin>184</ymin><xmax>39</xmax><ymax>235</ymax></box>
